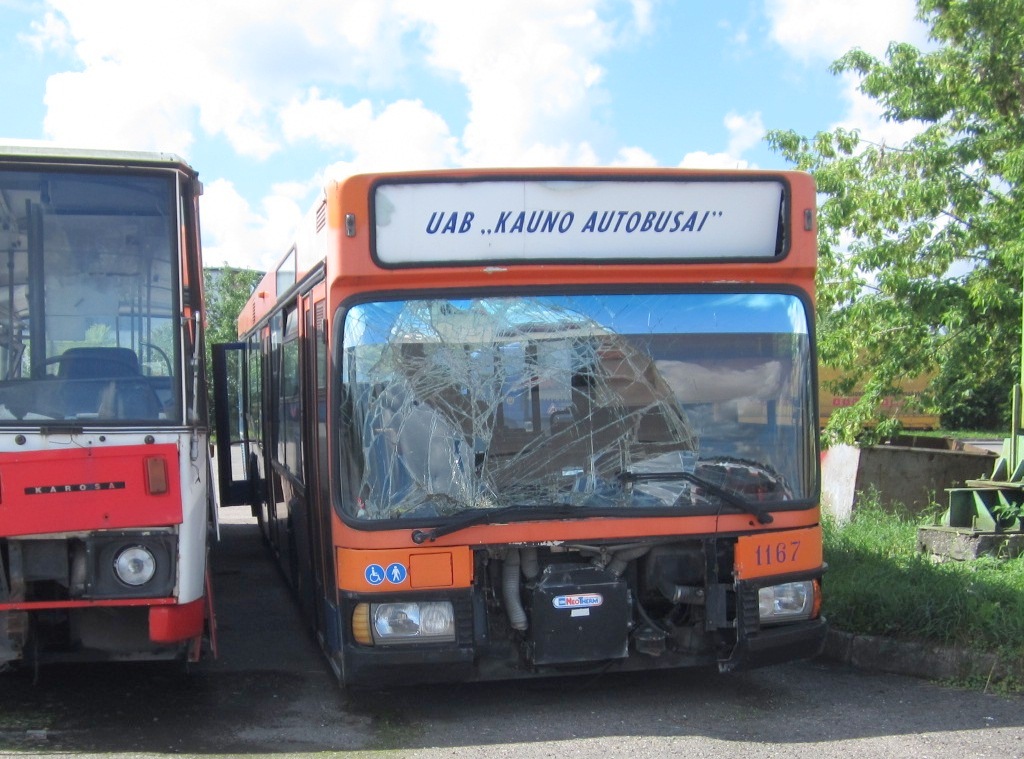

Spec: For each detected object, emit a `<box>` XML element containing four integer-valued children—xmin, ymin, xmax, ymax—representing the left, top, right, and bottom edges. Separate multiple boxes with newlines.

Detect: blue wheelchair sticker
<box><xmin>365</xmin><ymin>564</ymin><xmax>385</xmax><ymax>586</ymax></box>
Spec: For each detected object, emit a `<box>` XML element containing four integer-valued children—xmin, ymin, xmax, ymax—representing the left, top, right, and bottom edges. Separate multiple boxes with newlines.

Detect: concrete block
<box><xmin>821</xmin><ymin>439</ymin><xmax>996</xmax><ymax>522</ymax></box>
<box><xmin>917</xmin><ymin>526</ymin><xmax>1024</xmax><ymax>562</ymax></box>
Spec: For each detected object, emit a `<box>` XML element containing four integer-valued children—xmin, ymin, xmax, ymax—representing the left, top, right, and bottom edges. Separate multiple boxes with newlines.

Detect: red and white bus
<box><xmin>0</xmin><ymin>147</ymin><xmax>214</xmax><ymax>667</ymax></box>
<box><xmin>214</xmin><ymin>168</ymin><xmax>826</xmax><ymax>686</ymax></box>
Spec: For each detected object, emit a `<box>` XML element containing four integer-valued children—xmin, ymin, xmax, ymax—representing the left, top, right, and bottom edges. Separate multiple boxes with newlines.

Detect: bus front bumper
<box><xmin>720</xmin><ymin>617</ymin><xmax>829</xmax><ymax>672</ymax></box>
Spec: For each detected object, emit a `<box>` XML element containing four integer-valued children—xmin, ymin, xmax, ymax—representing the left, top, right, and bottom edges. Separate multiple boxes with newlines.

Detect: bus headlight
<box><xmin>84</xmin><ymin>532</ymin><xmax>175</xmax><ymax>599</ymax></box>
<box><xmin>367</xmin><ymin>601</ymin><xmax>456</xmax><ymax>644</ymax></box>
<box><xmin>758</xmin><ymin>580</ymin><xmax>818</xmax><ymax>624</ymax></box>
<box><xmin>113</xmin><ymin>545</ymin><xmax>158</xmax><ymax>587</ymax></box>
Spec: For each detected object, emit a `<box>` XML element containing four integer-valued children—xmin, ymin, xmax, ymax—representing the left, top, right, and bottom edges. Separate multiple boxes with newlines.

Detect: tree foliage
<box><xmin>203</xmin><ymin>266</ymin><xmax>262</xmax><ymax>422</ymax></box>
<box><xmin>768</xmin><ymin>0</ymin><xmax>1024</xmax><ymax>443</ymax></box>
<box><xmin>204</xmin><ymin>266</ymin><xmax>263</xmax><ymax>349</ymax></box>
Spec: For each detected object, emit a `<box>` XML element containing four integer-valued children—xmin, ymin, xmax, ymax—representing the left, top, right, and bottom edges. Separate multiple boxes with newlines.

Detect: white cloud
<box><xmin>279</xmin><ymin>90</ymin><xmax>375</xmax><ymax>147</ymax></box>
<box><xmin>725</xmin><ymin>112</ymin><xmax>765</xmax><ymax>156</ymax></box>
<box><xmin>765</xmin><ymin>0</ymin><xmax>931</xmax><ymax>148</ymax></box>
<box><xmin>26</xmin><ymin>0</ymin><xmax>419</xmax><ymax>158</ymax></box>
<box><xmin>281</xmin><ymin>91</ymin><xmax>461</xmax><ymax>171</ymax></box>
<box><xmin>43</xmin><ymin>67</ymin><xmax>196</xmax><ymax>154</ymax></box>
<box><xmin>21</xmin><ymin>10</ymin><xmax>71</xmax><ymax>54</ymax></box>
<box><xmin>678</xmin><ymin>151</ymin><xmax>751</xmax><ymax>170</ymax></box>
<box><xmin>610</xmin><ymin>146</ymin><xmax>659</xmax><ymax>167</ymax></box>
<box><xmin>679</xmin><ymin>111</ymin><xmax>763</xmax><ymax>169</ymax></box>
<box><xmin>629</xmin><ymin>0</ymin><xmax>655</xmax><ymax>35</ymax></box>
<box><xmin>200</xmin><ymin>179</ymin><xmax>304</xmax><ymax>271</ymax></box>
<box><xmin>22</xmin><ymin>0</ymin><xmax>657</xmax><ymax>270</ymax></box>
<box><xmin>765</xmin><ymin>0</ymin><xmax>928</xmax><ymax>64</ymax></box>
<box><xmin>831</xmin><ymin>71</ymin><xmax>926</xmax><ymax>146</ymax></box>
<box><xmin>398</xmin><ymin>0</ymin><xmax>646</xmax><ymax>166</ymax></box>
<box><xmin>30</xmin><ymin>0</ymin><xmax>649</xmax><ymax>165</ymax></box>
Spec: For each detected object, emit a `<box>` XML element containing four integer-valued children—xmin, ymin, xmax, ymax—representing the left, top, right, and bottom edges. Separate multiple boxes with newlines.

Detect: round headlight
<box><xmin>113</xmin><ymin>545</ymin><xmax>157</xmax><ymax>587</ymax></box>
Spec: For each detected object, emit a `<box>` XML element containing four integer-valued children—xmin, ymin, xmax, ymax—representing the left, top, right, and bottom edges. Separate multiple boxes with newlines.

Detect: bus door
<box><xmin>262</xmin><ymin>306</ymin><xmax>302</xmax><ymax>586</ymax></box>
<box><xmin>302</xmin><ymin>296</ymin><xmax>336</xmax><ymax>646</ymax></box>
<box><xmin>283</xmin><ymin>295</ymin><xmax>329</xmax><ymax>631</ymax></box>
<box><xmin>212</xmin><ymin>342</ymin><xmax>260</xmax><ymax>509</ymax></box>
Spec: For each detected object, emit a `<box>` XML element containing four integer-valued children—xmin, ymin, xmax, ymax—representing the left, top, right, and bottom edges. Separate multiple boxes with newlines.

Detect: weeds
<box><xmin>822</xmin><ymin>496</ymin><xmax>1024</xmax><ymax>660</ymax></box>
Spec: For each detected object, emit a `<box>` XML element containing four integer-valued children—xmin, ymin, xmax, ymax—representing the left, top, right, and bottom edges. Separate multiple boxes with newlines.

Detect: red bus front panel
<box><xmin>0</xmin><ymin>443</ymin><xmax>182</xmax><ymax>538</ymax></box>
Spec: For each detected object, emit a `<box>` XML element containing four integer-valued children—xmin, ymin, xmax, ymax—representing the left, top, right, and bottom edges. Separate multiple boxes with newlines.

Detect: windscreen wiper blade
<box><xmin>617</xmin><ymin>470</ymin><xmax>774</xmax><ymax>524</ymax></box>
<box><xmin>411</xmin><ymin>503</ymin><xmax>580</xmax><ymax>544</ymax></box>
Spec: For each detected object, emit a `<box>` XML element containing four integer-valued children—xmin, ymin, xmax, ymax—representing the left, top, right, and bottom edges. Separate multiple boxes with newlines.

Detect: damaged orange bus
<box><xmin>213</xmin><ymin>168</ymin><xmax>826</xmax><ymax>686</ymax></box>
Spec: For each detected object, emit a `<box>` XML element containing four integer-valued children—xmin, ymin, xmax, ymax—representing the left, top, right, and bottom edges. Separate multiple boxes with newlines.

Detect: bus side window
<box><xmin>247</xmin><ymin>333</ymin><xmax>263</xmax><ymax>441</ymax></box>
<box><xmin>278</xmin><ymin>307</ymin><xmax>303</xmax><ymax>479</ymax></box>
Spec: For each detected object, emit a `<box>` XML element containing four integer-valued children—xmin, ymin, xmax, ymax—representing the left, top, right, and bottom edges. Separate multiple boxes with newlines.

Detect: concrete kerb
<box><xmin>819</xmin><ymin>627</ymin><xmax>1024</xmax><ymax>685</ymax></box>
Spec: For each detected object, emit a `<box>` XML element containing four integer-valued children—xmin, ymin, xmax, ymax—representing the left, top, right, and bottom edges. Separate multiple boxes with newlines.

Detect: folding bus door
<box><xmin>212</xmin><ymin>342</ymin><xmax>261</xmax><ymax>509</ymax></box>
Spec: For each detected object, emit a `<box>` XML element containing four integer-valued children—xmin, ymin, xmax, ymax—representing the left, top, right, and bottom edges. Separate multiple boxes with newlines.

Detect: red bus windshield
<box><xmin>0</xmin><ymin>169</ymin><xmax>182</xmax><ymax>425</ymax></box>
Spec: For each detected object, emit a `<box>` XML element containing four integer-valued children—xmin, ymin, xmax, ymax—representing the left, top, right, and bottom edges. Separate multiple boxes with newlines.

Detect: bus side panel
<box><xmin>177</xmin><ymin>433</ymin><xmax>211</xmax><ymax>605</ymax></box>
<box><xmin>303</xmin><ymin>292</ymin><xmax>336</xmax><ymax>644</ymax></box>
<box><xmin>254</xmin><ymin>286</ymin><xmax>332</xmax><ymax>639</ymax></box>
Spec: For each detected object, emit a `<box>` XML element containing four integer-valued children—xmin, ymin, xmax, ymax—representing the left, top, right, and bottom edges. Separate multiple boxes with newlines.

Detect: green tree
<box><xmin>769</xmin><ymin>0</ymin><xmax>1024</xmax><ymax>443</ymax></box>
<box><xmin>204</xmin><ymin>266</ymin><xmax>263</xmax><ymax>350</ymax></box>
<box><xmin>203</xmin><ymin>266</ymin><xmax>262</xmax><ymax>425</ymax></box>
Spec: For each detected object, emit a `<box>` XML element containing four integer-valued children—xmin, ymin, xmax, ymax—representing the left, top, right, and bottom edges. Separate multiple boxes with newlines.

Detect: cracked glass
<box><xmin>339</xmin><ymin>292</ymin><xmax>814</xmax><ymax>523</ymax></box>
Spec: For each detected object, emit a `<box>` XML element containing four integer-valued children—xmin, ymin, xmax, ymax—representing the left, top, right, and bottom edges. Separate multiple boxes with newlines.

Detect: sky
<box><xmin>0</xmin><ymin>0</ymin><xmax>932</xmax><ymax>273</ymax></box>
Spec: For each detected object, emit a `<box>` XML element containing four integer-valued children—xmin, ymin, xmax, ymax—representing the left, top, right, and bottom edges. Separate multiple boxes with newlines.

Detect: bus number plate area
<box><xmin>733</xmin><ymin>526</ymin><xmax>822</xmax><ymax>580</ymax></box>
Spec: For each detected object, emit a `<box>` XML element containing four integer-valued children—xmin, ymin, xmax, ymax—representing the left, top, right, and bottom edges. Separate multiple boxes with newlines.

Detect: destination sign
<box><xmin>373</xmin><ymin>178</ymin><xmax>786</xmax><ymax>264</ymax></box>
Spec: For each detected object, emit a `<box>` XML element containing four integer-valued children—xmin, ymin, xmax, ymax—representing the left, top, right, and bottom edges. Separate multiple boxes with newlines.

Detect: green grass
<box><xmin>910</xmin><ymin>429</ymin><xmax>1006</xmax><ymax>441</ymax></box>
<box><xmin>822</xmin><ymin>499</ymin><xmax>1024</xmax><ymax>659</ymax></box>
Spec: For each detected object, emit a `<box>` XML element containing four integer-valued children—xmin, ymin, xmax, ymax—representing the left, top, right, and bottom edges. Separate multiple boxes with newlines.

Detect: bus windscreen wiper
<box><xmin>617</xmin><ymin>470</ymin><xmax>774</xmax><ymax>524</ymax></box>
<box><xmin>411</xmin><ymin>503</ymin><xmax>581</xmax><ymax>544</ymax></box>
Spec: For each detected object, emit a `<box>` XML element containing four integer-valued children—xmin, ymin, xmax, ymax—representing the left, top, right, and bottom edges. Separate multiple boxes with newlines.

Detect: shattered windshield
<box><xmin>339</xmin><ymin>292</ymin><xmax>815</xmax><ymax>522</ymax></box>
<box><xmin>0</xmin><ymin>168</ymin><xmax>181</xmax><ymax>424</ymax></box>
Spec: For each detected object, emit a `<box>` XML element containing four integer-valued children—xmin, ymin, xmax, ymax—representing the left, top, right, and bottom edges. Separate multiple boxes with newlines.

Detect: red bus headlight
<box><xmin>113</xmin><ymin>545</ymin><xmax>158</xmax><ymax>587</ymax></box>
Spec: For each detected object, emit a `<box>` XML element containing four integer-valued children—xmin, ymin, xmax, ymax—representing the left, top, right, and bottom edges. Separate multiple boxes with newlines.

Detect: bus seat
<box><xmin>57</xmin><ymin>349</ymin><xmax>160</xmax><ymax>419</ymax></box>
<box><xmin>109</xmin><ymin>380</ymin><xmax>163</xmax><ymax>420</ymax></box>
<box><xmin>58</xmin><ymin>347</ymin><xmax>141</xmax><ymax>379</ymax></box>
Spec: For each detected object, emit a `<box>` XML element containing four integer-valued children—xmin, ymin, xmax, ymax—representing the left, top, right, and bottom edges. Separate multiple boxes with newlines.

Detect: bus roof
<box><xmin>0</xmin><ymin>144</ymin><xmax>195</xmax><ymax>172</ymax></box>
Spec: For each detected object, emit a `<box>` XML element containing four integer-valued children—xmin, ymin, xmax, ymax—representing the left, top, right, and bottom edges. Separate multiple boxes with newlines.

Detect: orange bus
<box><xmin>213</xmin><ymin>168</ymin><xmax>826</xmax><ymax>686</ymax></box>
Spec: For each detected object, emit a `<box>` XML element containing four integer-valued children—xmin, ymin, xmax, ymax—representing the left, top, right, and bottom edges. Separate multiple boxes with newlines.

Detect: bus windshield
<box><xmin>340</xmin><ymin>292</ymin><xmax>816</xmax><ymax>522</ymax></box>
<box><xmin>0</xmin><ymin>170</ymin><xmax>180</xmax><ymax>424</ymax></box>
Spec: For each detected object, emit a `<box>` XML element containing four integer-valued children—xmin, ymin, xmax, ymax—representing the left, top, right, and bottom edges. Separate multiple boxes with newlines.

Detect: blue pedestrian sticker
<box><xmin>386</xmin><ymin>562</ymin><xmax>408</xmax><ymax>584</ymax></box>
<box><xmin>365</xmin><ymin>564</ymin><xmax>385</xmax><ymax>586</ymax></box>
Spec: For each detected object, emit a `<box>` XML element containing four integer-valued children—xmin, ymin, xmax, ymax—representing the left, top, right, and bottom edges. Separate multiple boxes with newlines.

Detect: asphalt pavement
<box><xmin>2</xmin><ymin>505</ymin><xmax>1023</xmax><ymax>757</ymax></box>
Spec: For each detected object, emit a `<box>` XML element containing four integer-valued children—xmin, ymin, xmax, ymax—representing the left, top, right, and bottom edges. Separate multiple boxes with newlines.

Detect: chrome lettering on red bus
<box><xmin>24</xmin><ymin>482</ymin><xmax>126</xmax><ymax>495</ymax></box>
